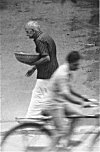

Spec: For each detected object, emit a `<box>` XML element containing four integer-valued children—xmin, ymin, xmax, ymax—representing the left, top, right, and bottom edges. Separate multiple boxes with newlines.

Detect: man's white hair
<box><xmin>25</xmin><ymin>21</ymin><xmax>40</xmax><ymax>31</ymax></box>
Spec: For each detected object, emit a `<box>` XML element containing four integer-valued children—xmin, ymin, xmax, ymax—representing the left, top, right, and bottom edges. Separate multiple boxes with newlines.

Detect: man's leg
<box><xmin>44</xmin><ymin>104</ymin><xmax>67</xmax><ymax>151</ymax></box>
<box><xmin>26</xmin><ymin>86</ymin><xmax>42</xmax><ymax>118</ymax></box>
<box><xmin>26</xmin><ymin>79</ymin><xmax>49</xmax><ymax>118</ymax></box>
<box><xmin>63</xmin><ymin>102</ymin><xmax>84</xmax><ymax>148</ymax></box>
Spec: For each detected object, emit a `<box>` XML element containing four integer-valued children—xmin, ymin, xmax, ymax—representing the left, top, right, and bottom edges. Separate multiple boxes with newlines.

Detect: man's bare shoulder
<box><xmin>48</xmin><ymin>64</ymin><xmax>69</xmax><ymax>89</ymax></box>
<box><xmin>51</xmin><ymin>63</ymin><xmax>68</xmax><ymax>79</ymax></box>
<box><xmin>56</xmin><ymin>63</ymin><xmax>68</xmax><ymax>74</ymax></box>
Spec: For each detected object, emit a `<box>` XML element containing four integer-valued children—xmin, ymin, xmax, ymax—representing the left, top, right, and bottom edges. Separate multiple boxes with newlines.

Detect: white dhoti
<box><xmin>26</xmin><ymin>79</ymin><xmax>49</xmax><ymax>118</ymax></box>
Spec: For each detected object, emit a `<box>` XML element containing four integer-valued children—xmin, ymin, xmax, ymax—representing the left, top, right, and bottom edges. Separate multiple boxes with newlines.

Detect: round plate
<box><xmin>14</xmin><ymin>52</ymin><xmax>40</xmax><ymax>65</ymax></box>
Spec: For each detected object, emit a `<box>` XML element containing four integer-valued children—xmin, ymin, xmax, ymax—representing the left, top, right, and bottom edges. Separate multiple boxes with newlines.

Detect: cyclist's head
<box><xmin>66</xmin><ymin>51</ymin><xmax>82</xmax><ymax>71</ymax></box>
<box><xmin>25</xmin><ymin>20</ymin><xmax>41</xmax><ymax>39</ymax></box>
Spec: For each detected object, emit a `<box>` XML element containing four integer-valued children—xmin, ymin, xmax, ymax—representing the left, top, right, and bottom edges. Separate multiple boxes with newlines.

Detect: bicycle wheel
<box><xmin>1</xmin><ymin>122</ymin><xmax>53</xmax><ymax>152</ymax></box>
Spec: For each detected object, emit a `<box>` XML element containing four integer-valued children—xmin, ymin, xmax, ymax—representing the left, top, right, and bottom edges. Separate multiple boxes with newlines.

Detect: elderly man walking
<box><xmin>25</xmin><ymin>20</ymin><xmax>59</xmax><ymax>118</ymax></box>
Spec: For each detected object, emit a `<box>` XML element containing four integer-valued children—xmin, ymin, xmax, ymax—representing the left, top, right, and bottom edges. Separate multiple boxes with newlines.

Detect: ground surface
<box><xmin>0</xmin><ymin>0</ymin><xmax>99</xmax><ymax>121</ymax></box>
<box><xmin>0</xmin><ymin>0</ymin><xmax>100</xmax><ymax>151</ymax></box>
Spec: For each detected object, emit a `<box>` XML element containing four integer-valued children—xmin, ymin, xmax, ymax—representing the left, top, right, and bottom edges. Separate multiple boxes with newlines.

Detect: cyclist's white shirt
<box><xmin>43</xmin><ymin>63</ymin><xmax>71</xmax><ymax>108</ymax></box>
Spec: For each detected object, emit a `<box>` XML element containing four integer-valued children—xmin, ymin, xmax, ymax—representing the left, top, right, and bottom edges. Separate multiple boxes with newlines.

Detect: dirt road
<box><xmin>1</xmin><ymin>0</ymin><xmax>99</xmax><ymax>122</ymax></box>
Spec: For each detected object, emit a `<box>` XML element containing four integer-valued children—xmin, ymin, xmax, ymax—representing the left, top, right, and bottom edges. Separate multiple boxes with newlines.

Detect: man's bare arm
<box><xmin>70</xmin><ymin>87</ymin><xmax>89</xmax><ymax>101</ymax></box>
<box><xmin>61</xmin><ymin>91</ymin><xmax>83</xmax><ymax>105</ymax></box>
<box><xmin>58</xmin><ymin>76</ymin><xmax>84</xmax><ymax>105</ymax></box>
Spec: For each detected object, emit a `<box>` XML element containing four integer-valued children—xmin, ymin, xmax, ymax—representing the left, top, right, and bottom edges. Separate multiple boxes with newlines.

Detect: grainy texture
<box><xmin>1</xmin><ymin>0</ymin><xmax>99</xmax><ymax>121</ymax></box>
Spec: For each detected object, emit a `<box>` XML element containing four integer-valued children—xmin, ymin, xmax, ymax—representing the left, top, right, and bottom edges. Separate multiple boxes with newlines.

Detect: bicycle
<box><xmin>1</xmin><ymin>116</ymin><xmax>53</xmax><ymax>152</ymax></box>
<box><xmin>1</xmin><ymin>101</ymin><xmax>100</xmax><ymax>152</ymax></box>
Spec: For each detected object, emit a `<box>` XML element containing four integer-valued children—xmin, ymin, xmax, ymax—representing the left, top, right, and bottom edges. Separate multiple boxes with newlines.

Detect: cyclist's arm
<box><xmin>70</xmin><ymin>87</ymin><xmax>85</xmax><ymax>99</ymax></box>
<box><xmin>62</xmin><ymin>91</ymin><xmax>83</xmax><ymax>105</ymax></box>
<box><xmin>70</xmin><ymin>87</ymin><xmax>91</xmax><ymax>102</ymax></box>
<box><xmin>58</xmin><ymin>76</ymin><xmax>83</xmax><ymax>105</ymax></box>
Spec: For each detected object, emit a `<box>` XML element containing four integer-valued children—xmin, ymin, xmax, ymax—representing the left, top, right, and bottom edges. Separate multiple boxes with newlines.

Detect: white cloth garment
<box><xmin>26</xmin><ymin>79</ymin><xmax>49</xmax><ymax>118</ymax></box>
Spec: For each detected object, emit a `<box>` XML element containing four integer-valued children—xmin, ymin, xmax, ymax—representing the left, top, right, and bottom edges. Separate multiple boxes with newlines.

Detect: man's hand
<box><xmin>82</xmin><ymin>98</ymin><xmax>98</xmax><ymax>108</ymax></box>
<box><xmin>25</xmin><ymin>65</ymin><xmax>36</xmax><ymax>77</ymax></box>
<box><xmin>88</xmin><ymin>98</ymin><xmax>98</xmax><ymax>104</ymax></box>
<box><xmin>82</xmin><ymin>101</ymin><xmax>91</xmax><ymax>108</ymax></box>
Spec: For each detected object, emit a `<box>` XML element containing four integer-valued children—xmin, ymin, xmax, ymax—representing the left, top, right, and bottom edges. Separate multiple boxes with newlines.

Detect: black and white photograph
<box><xmin>0</xmin><ymin>0</ymin><xmax>100</xmax><ymax>151</ymax></box>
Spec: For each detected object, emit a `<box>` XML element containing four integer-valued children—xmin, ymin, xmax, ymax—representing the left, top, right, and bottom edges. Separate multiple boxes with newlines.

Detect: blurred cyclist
<box><xmin>42</xmin><ymin>51</ymin><xmax>94</xmax><ymax>149</ymax></box>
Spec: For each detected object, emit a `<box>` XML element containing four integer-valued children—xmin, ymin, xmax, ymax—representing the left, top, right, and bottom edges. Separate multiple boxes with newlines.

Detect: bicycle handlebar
<box><xmin>16</xmin><ymin>114</ymin><xmax>100</xmax><ymax>123</ymax></box>
<box><xmin>66</xmin><ymin>114</ymin><xmax>100</xmax><ymax>118</ymax></box>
